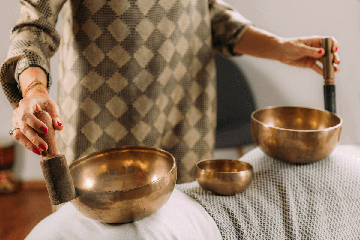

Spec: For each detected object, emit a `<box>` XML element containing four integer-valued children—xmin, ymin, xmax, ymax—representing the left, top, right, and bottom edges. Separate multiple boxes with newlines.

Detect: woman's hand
<box><xmin>235</xmin><ymin>26</ymin><xmax>340</xmax><ymax>75</ymax></box>
<box><xmin>279</xmin><ymin>36</ymin><xmax>340</xmax><ymax>75</ymax></box>
<box><xmin>11</xmin><ymin>67</ymin><xmax>63</xmax><ymax>155</ymax></box>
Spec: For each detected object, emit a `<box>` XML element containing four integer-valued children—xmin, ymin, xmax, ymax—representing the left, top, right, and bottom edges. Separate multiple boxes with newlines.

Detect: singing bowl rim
<box><xmin>69</xmin><ymin>145</ymin><xmax>176</xmax><ymax>194</ymax></box>
<box><xmin>196</xmin><ymin>159</ymin><xmax>253</xmax><ymax>175</ymax></box>
<box><xmin>251</xmin><ymin>106</ymin><xmax>343</xmax><ymax>132</ymax></box>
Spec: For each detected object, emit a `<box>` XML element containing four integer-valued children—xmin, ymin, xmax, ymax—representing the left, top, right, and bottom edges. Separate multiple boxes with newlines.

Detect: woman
<box><xmin>1</xmin><ymin>0</ymin><xmax>340</xmax><ymax>183</ymax></box>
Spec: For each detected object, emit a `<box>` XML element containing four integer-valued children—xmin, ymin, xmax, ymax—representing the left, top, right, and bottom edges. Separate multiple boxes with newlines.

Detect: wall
<box><xmin>1</xmin><ymin>0</ymin><xmax>359</xmax><ymax>180</ymax></box>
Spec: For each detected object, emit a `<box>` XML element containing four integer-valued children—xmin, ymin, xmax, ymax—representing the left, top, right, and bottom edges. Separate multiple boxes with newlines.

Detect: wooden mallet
<box><xmin>34</xmin><ymin>110</ymin><xmax>76</xmax><ymax>205</ymax></box>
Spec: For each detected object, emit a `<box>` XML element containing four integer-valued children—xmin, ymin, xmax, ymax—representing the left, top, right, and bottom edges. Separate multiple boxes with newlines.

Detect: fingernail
<box><xmin>57</xmin><ymin>121</ymin><xmax>63</xmax><ymax>127</ymax></box>
<box><xmin>335</xmin><ymin>47</ymin><xmax>338</xmax><ymax>51</ymax></box>
<box><xmin>41</xmin><ymin>126</ymin><xmax>48</xmax><ymax>133</ymax></box>
<box><xmin>318</xmin><ymin>50</ymin><xmax>322</xmax><ymax>54</ymax></box>
<box><xmin>33</xmin><ymin>149</ymin><xmax>41</xmax><ymax>155</ymax></box>
<box><xmin>38</xmin><ymin>144</ymin><xmax>46</xmax><ymax>151</ymax></box>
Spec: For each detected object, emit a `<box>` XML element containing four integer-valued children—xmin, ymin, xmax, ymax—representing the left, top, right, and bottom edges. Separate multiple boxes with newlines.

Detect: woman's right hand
<box><xmin>12</xmin><ymin>68</ymin><xmax>63</xmax><ymax>155</ymax></box>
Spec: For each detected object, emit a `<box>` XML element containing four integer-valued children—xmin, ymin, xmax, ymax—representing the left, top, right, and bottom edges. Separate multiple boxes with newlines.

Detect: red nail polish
<box><xmin>318</xmin><ymin>50</ymin><xmax>322</xmax><ymax>54</ymax></box>
<box><xmin>38</xmin><ymin>144</ymin><xmax>46</xmax><ymax>151</ymax></box>
<box><xmin>33</xmin><ymin>149</ymin><xmax>41</xmax><ymax>155</ymax></box>
<box><xmin>335</xmin><ymin>47</ymin><xmax>338</xmax><ymax>51</ymax></box>
<box><xmin>41</xmin><ymin>126</ymin><xmax>48</xmax><ymax>133</ymax></box>
<box><xmin>57</xmin><ymin>121</ymin><xmax>63</xmax><ymax>127</ymax></box>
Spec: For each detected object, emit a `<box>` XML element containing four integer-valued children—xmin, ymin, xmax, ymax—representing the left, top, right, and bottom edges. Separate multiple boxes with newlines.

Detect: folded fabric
<box><xmin>25</xmin><ymin>188</ymin><xmax>222</xmax><ymax>240</ymax></box>
<box><xmin>177</xmin><ymin>145</ymin><xmax>360</xmax><ymax>239</ymax></box>
<box><xmin>26</xmin><ymin>145</ymin><xmax>360</xmax><ymax>240</ymax></box>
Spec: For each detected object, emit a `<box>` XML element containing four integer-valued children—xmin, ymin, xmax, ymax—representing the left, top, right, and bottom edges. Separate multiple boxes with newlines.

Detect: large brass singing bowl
<box><xmin>251</xmin><ymin>106</ymin><xmax>343</xmax><ymax>163</ymax></box>
<box><xmin>69</xmin><ymin>146</ymin><xmax>177</xmax><ymax>223</ymax></box>
<box><xmin>196</xmin><ymin>159</ymin><xmax>254</xmax><ymax>195</ymax></box>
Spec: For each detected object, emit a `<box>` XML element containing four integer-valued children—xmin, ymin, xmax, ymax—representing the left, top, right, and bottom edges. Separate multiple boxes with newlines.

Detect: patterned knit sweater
<box><xmin>0</xmin><ymin>0</ymin><xmax>251</xmax><ymax>183</ymax></box>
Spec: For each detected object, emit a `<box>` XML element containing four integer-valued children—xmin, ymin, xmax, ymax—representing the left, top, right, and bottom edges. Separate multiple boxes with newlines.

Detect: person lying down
<box><xmin>26</xmin><ymin>146</ymin><xmax>360</xmax><ymax>240</ymax></box>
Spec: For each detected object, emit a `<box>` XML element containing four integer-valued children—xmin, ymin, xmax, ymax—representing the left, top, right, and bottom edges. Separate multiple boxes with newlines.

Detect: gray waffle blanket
<box><xmin>176</xmin><ymin>145</ymin><xmax>360</xmax><ymax>239</ymax></box>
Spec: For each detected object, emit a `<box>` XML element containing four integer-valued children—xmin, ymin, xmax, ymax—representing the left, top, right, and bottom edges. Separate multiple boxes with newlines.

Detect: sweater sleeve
<box><xmin>209</xmin><ymin>0</ymin><xmax>252</xmax><ymax>57</ymax></box>
<box><xmin>0</xmin><ymin>0</ymin><xmax>67</xmax><ymax>109</ymax></box>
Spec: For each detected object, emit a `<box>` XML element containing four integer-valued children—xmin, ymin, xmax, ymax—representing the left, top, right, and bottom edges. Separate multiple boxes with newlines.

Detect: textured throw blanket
<box><xmin>177</xmin><ymin>145</ymin><xmax>360</xmax><ymax>239</ymax></box>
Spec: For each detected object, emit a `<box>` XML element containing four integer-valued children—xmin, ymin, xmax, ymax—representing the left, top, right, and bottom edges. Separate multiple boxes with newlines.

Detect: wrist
<box><xmin>273</xmin><ymin>36</ymin><xmax>287</xmax><ymax>62</ymax></box>
<box><xmin>23</xmin><ymin>80</ymin><xmax>49</xmax><ymax>98</ymax></box>
<box><xmin>19</xmin><ymin>67</ymin><xmax>48</xmax><ymax>96</ymax></box>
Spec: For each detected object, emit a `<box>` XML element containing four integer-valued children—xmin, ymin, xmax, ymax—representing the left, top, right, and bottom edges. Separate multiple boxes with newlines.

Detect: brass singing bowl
<box><xmin>196</xmin><ymin>159</ymin><xmax>254</xmax><ymax>195</ymax></box>
<box><xmin>69</xmin><ymin>146</ymin><xmax>177</xmax><ymax>223</ymax></box>
<box><xmin>251</xmin><ymin>106</ymin><xmax>343</xmax><ymax>163</ymax></box>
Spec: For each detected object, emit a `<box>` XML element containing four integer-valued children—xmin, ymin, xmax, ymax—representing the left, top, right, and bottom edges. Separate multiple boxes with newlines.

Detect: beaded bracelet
<box><xmin>23</xmin><ymin>80</ymin><xmax>48</xmax><ymax>98</ymax></box>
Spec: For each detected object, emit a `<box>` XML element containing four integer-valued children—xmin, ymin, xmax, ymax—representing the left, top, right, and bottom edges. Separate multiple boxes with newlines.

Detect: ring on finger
<box><xmin>9</xmin><ymin>127</ymin><xmax>20</xmax><ymax>136</ymax></box>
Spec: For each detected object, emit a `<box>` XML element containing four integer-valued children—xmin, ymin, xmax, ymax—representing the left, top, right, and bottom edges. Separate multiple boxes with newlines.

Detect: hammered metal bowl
<box><xmin>251</xmin><ymin>106</ymin><xmax>342</xmax><ymax>164</ymax></box>
<box><xmin>196</xmin><ymin>159</ymin><xmax>254</xmax><ymax>195</ymax></box>
<box><xmin>69</xmin><ymin>146</ymin><xmax>177</xmax><ymax>223</ymax></box>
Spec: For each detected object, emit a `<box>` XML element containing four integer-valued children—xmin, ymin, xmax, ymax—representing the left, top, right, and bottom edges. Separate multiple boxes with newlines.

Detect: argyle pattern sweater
<box><xmin>1</xmin><ymin>0</ymin><xmax>251</xmax><ymax>183</ymax></box>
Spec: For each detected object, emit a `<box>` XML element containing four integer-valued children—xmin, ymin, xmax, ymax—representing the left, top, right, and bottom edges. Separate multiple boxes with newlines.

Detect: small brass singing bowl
<box><xmin>196</xmin><ymin>159</ymin><xmax>254</xmax><ymax>195</ymax></box>
<box><xmin>251</xmin><ymin>106</ymin><xmax>343</xmax><ymax>164</ymax></box>
<box><xmin>69</xmin><ymin>146</ymin><xmax>177</xmax><ymax>223</ymax></box>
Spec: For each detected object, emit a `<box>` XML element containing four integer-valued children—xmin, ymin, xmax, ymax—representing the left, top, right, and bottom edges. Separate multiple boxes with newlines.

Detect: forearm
<box><xmin>0</xmin><ymin>0</ymin><xmax>65</xmax><ymax>107</ymax></box>
<box><xmin>19</xmin><ymin>67</ymin><xmax>48</xmax><ymax>97</ymax></box>
<box><xmin>234</xmin><ymin>26</ymin><xmax>284</xmax><ymax>61</ymax></box>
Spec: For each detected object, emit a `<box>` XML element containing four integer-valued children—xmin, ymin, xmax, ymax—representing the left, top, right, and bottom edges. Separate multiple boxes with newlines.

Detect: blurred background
<box><xmin>1</xmin><ymin>0</ymin><xmax>360</xmax><ymax>181</ymax></box>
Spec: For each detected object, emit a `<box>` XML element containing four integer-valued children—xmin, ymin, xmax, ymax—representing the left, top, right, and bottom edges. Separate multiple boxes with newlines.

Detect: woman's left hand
<box><xmin>279</xmin><ymin>36</ymin><xmax>340</xmax><ymax>75</ymax></box>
